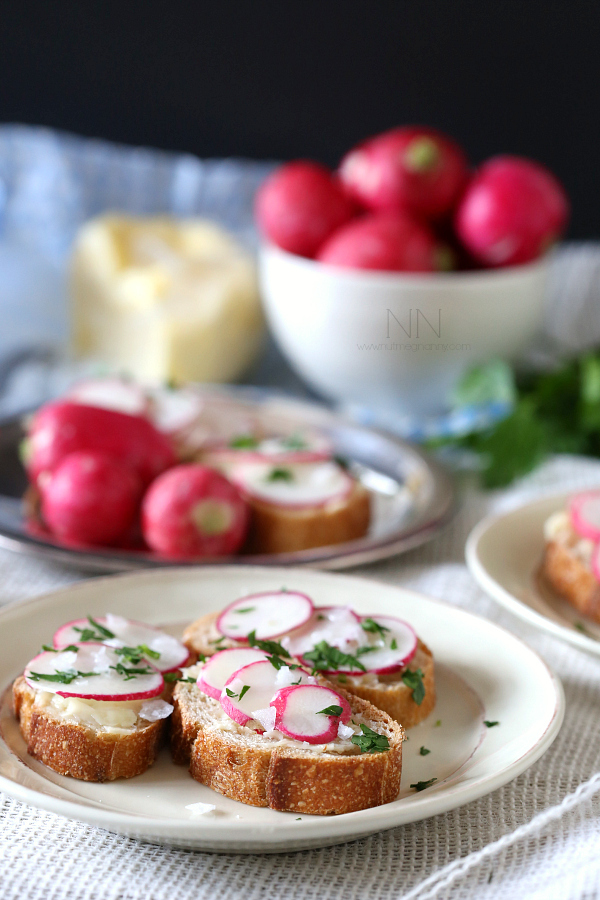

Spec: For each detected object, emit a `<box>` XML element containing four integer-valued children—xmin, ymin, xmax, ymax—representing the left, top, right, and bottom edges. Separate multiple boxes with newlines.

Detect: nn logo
<box><xmin>386</xmin><ymin>308</ymin><xmax>442</xmax><ymax>339</ymax></box>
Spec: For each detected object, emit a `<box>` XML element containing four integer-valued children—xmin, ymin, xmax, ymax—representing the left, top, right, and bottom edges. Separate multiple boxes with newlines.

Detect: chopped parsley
<box><xmin>109</xmin><ymin>663</ymin><xmax>155</xmax><ymax>681</ymax></box>
<box><xmin>27</xmin><ymin>670</ymin><xmax>99</xmax><ymax>684</ymax></box>
<box><xmin>401</xmin><ymin>668</ymin><xmax>425</xmax><ymax>705</ymax></box>
<box><xmin>226</xmin><ymin>685</ymin><xmax>251</xmax><ymax>700</ymax></box>
<box><xmin>390</xmin><ymin>638</ymin><xmax>398</xmax><ymax>650</ymax></box>
<box><xmin>239</xmin><ymin>685</ymin><xmax>251</xmax><ymax>701</ymax></box>
<box><xmin>484</xmin><ymin>720</ymin><xmax>500</xmax><ymax>728</ymax></box>
<box><xmin>42</xmin><ymin>644</ymin><xmax>79</xmax><ymax>653</ymax></box>
<box><xmin>333</xmin><ymin>455</ymin><xmax>350</xmax><ymax>470</ymax></box>
<box><xmin>73</xmin><ymin>615</ymin><xmax>115</xmax><ymax>642</ymax></box>
<box><xmin>164</xmin><ymin>673</ymin><xmax>195</xmax><ymax>683</ymax></box>
<box><xmin>210</xmin><ymin>636</ymin><xmax>226</xmax><ymax>647</ymax></box>
<box><xmin>281</xmin><ymin>434</ymin><xmax>307</xmax><ymax>450</ymax></box>
<box><xmin>434</xmin><ymin>719</ymin><xmax>442</xmax><ymax>727</ymax></box>
<box><xmin>419</xmin><ymin>746</ymin><xmax>431</xmax><ymax>756</ymax></box>
<box><xmin>410</xmin><ymin>778</ymin><xmax>437</xmax><ymax>792</ymax></box>
<box><xmin>246</xmin><ymin>632</ymin><xmax>290</xmax><ymax>657</ymax></box>
<box><xmin>115</xmin><ymin>644</ymin><xmax>160</xmax><ymax>664</ymax></box>
<box><xmin>361</xmin><ymin>618</ymin><xmax>390</xmax><ymax>639</ymax></box>
<box><xmin>574</xmin><ymin>621</ymin><xmax>590</xmax><ymax>635</ymax></box>
<box><xmin>229</xmin><ymin>435</ymin><xmax>259</xmax><ymax>449</ymax></box>
<box><xmin>317</xmin><ymin>705</ymin><xmax>344</xmax><ymax>717</ymax></box>
<box><xmin>266</xmin><ymin>467</ymin><xmax>294</xmax><ymax>482</ymax></box>
<box><xmin>351</xmin><ymin>724</ymin><xmax>390</xmax><ymax>754</ymax></box>
<box><xmin>303</xmin><ymin>641</ymin><xmax>366</xmax><ymax>674</ymax></box>
<box><xmin>234</xmin><ymin>607</ymin><xmax>255</xmax><ymax>614</ymax></box>
<box><xmin>336</xmin><ymin>674</ymin><xmax>348</xmax><ymax>684</ymax></box>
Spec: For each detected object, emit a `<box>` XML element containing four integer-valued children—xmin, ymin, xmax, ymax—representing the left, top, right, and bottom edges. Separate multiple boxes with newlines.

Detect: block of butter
<box><xmin>70</xmin><ymin>215</ymin><xmax>265</xmax><ymax>384</ymax></box>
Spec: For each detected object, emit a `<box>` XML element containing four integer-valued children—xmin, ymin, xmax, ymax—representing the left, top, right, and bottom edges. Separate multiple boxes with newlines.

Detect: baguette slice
<box><xmin>182</xmin><ymin>612</ymin><xmax>435</xmax><ymax>728</ymax></box>
<box><xmin>13</xmin><ymin>676</ymin><xmax>167</xmax><ymax>782</ymax></box>
<box><xmin>542</xmin><ymin>539</ymin><xmax>600</xmax><ymax>622</ymax></box>
<box><xmin>172</xmin><ymin>679</ymin><xmax>404</xmax><ymax>815</ymax></box>
<box><xmin>243</xmin><ymin>480</ymin><xmax>371</xmax><ymax>554</ymax></box>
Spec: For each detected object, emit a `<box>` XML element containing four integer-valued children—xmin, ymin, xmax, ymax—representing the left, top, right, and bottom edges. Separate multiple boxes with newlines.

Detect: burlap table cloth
<box><xmin>2</xmin><ymin>454</ymin><xmax>600</xmax><ymax>900</ymax></box>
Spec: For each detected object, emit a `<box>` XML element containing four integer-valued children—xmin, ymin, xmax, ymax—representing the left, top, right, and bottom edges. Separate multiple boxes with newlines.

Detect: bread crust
<box><xmin>182</xmin><ymin>615</ymin><xmax>435</xmax><ymax>728</ymax></box>
<box><xmin>173</xmin><ymin>683</ymin><xmax>404</xmax><ymax>815</ymax></box>
<box><xmin>13</xmin><ymin>676</ymin><xmax>165</xmax><ymax>782</ymax></box>
<box><xmin>243</xmin><ymin>481</ymin><xmax>371</xmax><ymax>554</ymax></box>
<box><xmin>542</xmin><ymin>540</ymin><xmax>600</xmax><ymax>622</ymax></box>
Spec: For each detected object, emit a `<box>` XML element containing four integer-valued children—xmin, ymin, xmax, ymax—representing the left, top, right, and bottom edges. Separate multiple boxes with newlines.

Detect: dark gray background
<box><xmin>1</xmin><ymin>1</ymin><xmax>596</xmax><ymax>236</ymax></box>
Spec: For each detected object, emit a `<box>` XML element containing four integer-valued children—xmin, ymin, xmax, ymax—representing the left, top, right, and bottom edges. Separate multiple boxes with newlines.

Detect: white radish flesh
<box><xmin>220</xmin><ymin>659</ymin><xmax>309</xmax><ymax>727</ymax></box>
<box><xmin>283</xmin><ymin>606</ymin><xmax>363</xmax><ymax>657</ymax></box>
<box><xmin>197</xmin><ymin>647</ymin><xmax>268</xmax><ymax>700</ymax></box>
<box><xmin>53</xmin><ymin>615</ymin><xmax>190</xmax><ymax>672</ymax></box>
<box><xmin>570</xmin><ymin>491</ymin><xmax>600</xmax><ymax>542</ymax></box>
<box><xmin>24</xmin><ymin>643</ymin><xmax>164</xmax><ymax>701</ymax></box>
<box><xmin>67</xmin><ymin>378</ymin><xmax>149</xmax><ymax>417</ymax></box>
<box><xmin>147</xmin><ymin>387</ymin><xmax>204</xmax><ymax>436</ymax></box>
<box><xmin>228</xmin><ymin>461</ymin><xmax>354</xmax><ymax>509</ymax></box>
<box><xmin>354</xmin><ymin>615</ymin><xmax>418</xmax><ymax>674</ymax></box>
<box><xmin>216</xmin><ymin>591</ymin><xmax>314</xmax><ymax>641</ymax></box>
<box><xmin>205</xmin><ymin>434</ymin><xmax>332</xmax><ymax>467</ymax></box>
<box><xmin>271</xmin><ymin>684</ymin><xmax>351</xmax><ymax>743</ymax></box>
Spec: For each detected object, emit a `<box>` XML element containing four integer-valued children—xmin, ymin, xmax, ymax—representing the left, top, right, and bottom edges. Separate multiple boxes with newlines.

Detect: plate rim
<box><xmin>0</xmin><ymin>388</ymin><xmax>455</xmax><ymax>572</ymax></box>
<box><xmin>465</xmin><ymin>492</ymin><xmax>600</xmax><ymax>657</ymax></box>
<box><xmin>0</xmin><ymin>564</ymin><xmax>564</xmax><ymax>851</ymax></box>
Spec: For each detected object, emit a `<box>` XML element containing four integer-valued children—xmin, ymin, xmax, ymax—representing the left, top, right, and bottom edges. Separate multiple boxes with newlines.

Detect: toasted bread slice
<box><xmin>182</xmin><ymin>613</ymin><xmax>435</xmax><ymax>728</ymax></box>
<box><xmin>243</xmin><ymin>481</ymin><xmax>371</xmax><ymax>554</ymax></box>
<box><xmin>542</xmin><ymin>540</ymin><xmax>600</xmax><ymax>622</ymax></box>
<box><xmin>171</xmin><ymin>679</ymin><xmax>404</xmax><ymax>815</ymax></box>
<box><xmin>13</xmin><ymin>677</ymin><xmax>167</xmax><ymax>782</ymax></box>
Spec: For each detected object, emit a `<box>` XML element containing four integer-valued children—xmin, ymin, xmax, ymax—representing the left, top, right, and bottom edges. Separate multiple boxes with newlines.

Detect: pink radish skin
<box><xmin>24</xmin><ymin>643</ymin><xmax>164</xmax><ymax>701</ymax></box>
<box><xmin>220</xmin><ymin>659</ymin><xmax>311</xmax><ymax>727</ymax></box>
<box><xmin>67</xmin><ymin>378</ymin><xmax>150</xmax><ymax>418</ymax></box>
<box><xmin>53</xmin><ymin>616</ymin><xmax>190</xmax><ymax>673</ymax></box>
<box><xmin>570</xmin><ymin>492</ymin><xmax>600</xmax><ymax>543</ymax></box>
<box><xmin>271</xmin><ymin>684</ymin><xmax>351</xmax><ymax>743</ymax></box>
<box><xmin>357</xmin><ymin>615</ymin><xmax>418</xmax><ymax>674</ymax></box>
<box><xmin>141</xmin><ymin>464</ymin><xmax>249</xmax><ymax>559</ymax></box>
<box><xmin>255</xmin><ymin>161</ymin><xmax>356</xmax><ymax>258</ymax></box>
<box><xmin>40</xmin><ymin>451</ymin><xmax>142</xmax><ymax>546</ymax></box>
<box><xmin>316</xmin><ymin>213</ymin><xmax>446</xmax><ymax>273</ymax></box>
<box><xmin>455</xmin><ymin>156</ymin><xmax>569</xmax><ymax>267</ymax></box>
<box><xmin>216</xmin><ymin>591</ymin><xmax>314</xmax><ymax>641</ymax></box>
<box><xmin>339</xmin><ymin>126</ymin><xmax>469</xmax><ymax>220</ymax></box>
<box><xmin>26</xmin><ymin>401</ymin><xmax>176</xmax><ymax>489</ymax></box>
<box><xmin>197</xmin><ymin>647</ymin><xmax>268</xmax><ymax>700</ymax></box>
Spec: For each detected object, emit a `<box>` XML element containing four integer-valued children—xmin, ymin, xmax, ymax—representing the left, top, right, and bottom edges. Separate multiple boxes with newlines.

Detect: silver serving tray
<box><xmin>0</xmin><ymin>386</ymin><xmax>454</xmax><ymax>572</ymax></box>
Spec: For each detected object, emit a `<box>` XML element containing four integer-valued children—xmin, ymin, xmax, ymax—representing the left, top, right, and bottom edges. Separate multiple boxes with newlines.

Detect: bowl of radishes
<box><xmin>256</xmin><ymin>127</ymin><xmax>569</xmax><ymax>416</ymax></box>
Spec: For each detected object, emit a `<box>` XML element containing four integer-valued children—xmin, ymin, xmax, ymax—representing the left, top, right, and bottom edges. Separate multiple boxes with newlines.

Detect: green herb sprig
<box><xmin>303</xmin><ymin>641</ymin><xmax>366</xmax><ymax>674</ymax></box>
<box><xmin>401</xmin><ymin>668</ymin><xmax>426</xmax><ymax>705</ymax></box>
<box><xmin>27</xmin><ymin>670</ymin><xmax>100</xmax><ymax>685</ymax></box>
<box><xmin>73</xmin><ymin>616</ymin><xmax>116</xmax><ymax>642</ymax></box>
<box><xmin>350</xmin><ymin>724</ymin><xmax>390</xmax><ymax>754</ymax></box>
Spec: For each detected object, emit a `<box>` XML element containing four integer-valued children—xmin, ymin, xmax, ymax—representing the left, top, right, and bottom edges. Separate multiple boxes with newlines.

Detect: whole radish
<box><xmin>41</xmin><ymin>451</ymin><xmax>142</xmax><ymax>545</ymax></box>
<box><xmin>316</xmin><ymin>213</ymin><xmax>449</xmax><ymax>272</ymax></box>
<box><xmin>339</xmin><ymin>126</ymin><xmax>469</xmax><ymax>220</ymax></box>
<box><xmin>255</xmin><ymin>161</ymin><xmax>356</xmax><ymax>257</ymax></box>
<box><xmin>25</xmin><ymin>401</ymin><xmax>176</xmax><ymax>488</ymax></box>
<box><xmin>142</xmin><ymin>464</ymin><xmax>249</xmax><ymax>558</ymax></box>
<box><xmin>455</xmin><ymin>155</ymin><xmax>569</xmax><ymax>267</ymax></box>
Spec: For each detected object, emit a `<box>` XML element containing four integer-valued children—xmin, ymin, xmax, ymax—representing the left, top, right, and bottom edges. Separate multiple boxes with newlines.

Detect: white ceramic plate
<box><xmin>0</xmin><ymin>566</ymin><xmax>563</xmax><ymax>853</ymax></box>
<box><xmin>466</xmin><ymin>492</ymin><xmax>600</xmax><ymax>657</ymax></box>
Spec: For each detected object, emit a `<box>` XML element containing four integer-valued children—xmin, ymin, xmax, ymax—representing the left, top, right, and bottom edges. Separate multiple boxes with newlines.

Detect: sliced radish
<box><xmin>53</xmin><ymin>615</ymin><xmax>190</xmax><ymax>673</ymax></box>
<box><xmin>354</xmin><ymin>615</ymin><xmax>418</xmax><ymax>674</ymax></box>
<box><xmin>228</xmin><ymin>461</ymin><xmax>354</xmax><ymax>509</ymax></box>
<box><xmin>24</xmin><ymin>643</ymin><xmax>164</xmax><ymax>701</ymax></box>
<box><xmin>271</xmin><ymin>684</ymin><xmax>351</xmax><ymax>744</ymax></box>
<box><xmin>197</xmin><ymin>647</ymin><xmax>268</xmax><ymax>699</ymax></box>
<box><xmin>282</xmin><ymin>606</ymin><xmax>363</xmax><ymax>658</ymax></box>
<box><xmin>147</xmin><ymin>387</ymin><xmax>205</xmax><ymax>436</ymax></box>
<box><xmin>205</xmin><ymin>434</ymin><xmax>332</xmax><ymax>467</ymax></box>
<box><xmin>216</xmin><ymin>591</ymin><xmax>314</xmax><ymax>641</ymax></box>
<box><xmin>570</xmin><ymin>491</ymin><xmax>600</xmax><ymax>542</ymax></box>
<box><xmin>220</xmin><ymin>659</ymin><xmax>310</xmax><ymax>726</ymax></box>
<box><xmin>67</xmin><ymin>378</ymin><xmax>149</xmax><ymax>417</ymax></box>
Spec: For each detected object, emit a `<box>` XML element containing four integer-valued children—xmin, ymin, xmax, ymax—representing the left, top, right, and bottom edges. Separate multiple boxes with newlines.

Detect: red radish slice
<box><xmin>354</xmin><ymin>615</ymin><xmax>418</xmax><ymax>674</ymax></box>
<box><xmin>220</xmin><ymin>659</ymin><xmax>311</xmax><ymax>726</ymax></box>
<box><xmin>228</xmin><ymin>461</ymin><xmax>354</xmax><ymax>509</ymax></box>
<box><xmin>205</xmin><ymin>435</ymin><xmax>332</xmax><ymax>467</ymax></box>
<box><xmin>271</xmin><ymin>684</ymin><xmax>351</xmax><ymax>744</ymax></box>
<box><xmin>24</xmin><ymin>643</ymin><xmax>164</xmax><ymax>701</ymax></box>
<box><xmin>67</xmin><ymin>378</ymin><xmax>149</xmax><ymax>417</ymax></box>
<box><xmin>197</xmin><ymin>647</ymin><xmax>268</xmax><ymax>699</ymax></box>
<box><xmin>217</xmin><ymin>591</ymin><xmax>314</xmax><ymax>641</ymax></box>
<box><xmin>283</xmin><ymin>606</ymin><xmax>363</xmax><ymax>658</ymax></box>
<box><xmin>147</xmin><ymin>387</ymin><xmax>204</xmax><ymax>436</ymax></box>
<box><xmin>53</xmin><ymin>615</ymin><xmax>190</xmax><ymax>673</ymax></box>
<box><xmin>570</xmin><ymin>492</ymin><xmax>600</xmax><ymax>542</ymax></box>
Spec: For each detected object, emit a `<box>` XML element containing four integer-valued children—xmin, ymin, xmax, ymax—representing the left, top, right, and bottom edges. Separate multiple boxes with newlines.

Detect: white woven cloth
<box><xmin>3</xmin><ymin>455</ymin><xmax>600</xmax><ymax>899</ymax></box>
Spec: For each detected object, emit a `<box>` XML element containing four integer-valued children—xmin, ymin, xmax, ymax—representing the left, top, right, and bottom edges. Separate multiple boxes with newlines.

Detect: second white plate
<box><xmin>0</xmin><ymin>566</ymin><xmax>563</xmax><ymax>852</ymax></box>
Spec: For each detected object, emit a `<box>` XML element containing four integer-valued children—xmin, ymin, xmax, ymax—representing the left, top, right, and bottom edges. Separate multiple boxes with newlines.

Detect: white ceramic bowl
<box><xmin>259</xmin><ymin>243</ymin><xmax>550</xmax><ymax>417</ymax></box>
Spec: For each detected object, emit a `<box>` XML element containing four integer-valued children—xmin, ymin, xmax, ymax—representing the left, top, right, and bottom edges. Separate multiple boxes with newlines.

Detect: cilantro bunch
<box><xmin>434</xmin><ymin>355</ymin><xmax>600</xmax><ymax>488</ymax></box>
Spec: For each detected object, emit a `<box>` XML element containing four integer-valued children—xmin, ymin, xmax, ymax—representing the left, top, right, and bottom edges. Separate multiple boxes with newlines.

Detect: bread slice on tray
<box><xmin>182</xmin><ymin>598</ymin><xmax>435</xmax><ymax>729</ymax></box>
<box><xmin>171</xmin><ymin>673</ymin><xmax>404</xmax><ymax>815</ymax></box>
<box><xmin>542</xmin><ymin>506</ymin><xmax>600</xmax><ymax>621</ymax></box>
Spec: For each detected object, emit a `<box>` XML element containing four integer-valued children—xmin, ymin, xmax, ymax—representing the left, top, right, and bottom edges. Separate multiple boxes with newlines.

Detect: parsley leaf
<box><xmin>115</xmin><ymin>644</ymin><xmax>160</xmax><ymax>664</ymax></box>
<box><xmin>410</xmin><ymin>778</ymin><xmax>437</xmax><ymax>791</ymax></box>
<box><xmin>225</xmin><ymin>688</ymin><xmax>238</xmax><ymax>698</ymax></box>
<box><xmin>351</xmin><ymin>724</ymin><xmax>390</xmax><ymax>754</ymax></box>
<box><xmin>303</xmin><ymin>641</ymin><xmax>366</xmax><ymax>673</ymax></box>
<box><xmin>281</xmin><ymin>434</ymin><xmax>307</xmax><ymax>450</ymax></box>
<box><xmin>109</xmin><ymin>663</ymin><xmax>154</xmax><ymax>681</ymax></box>
<box><xmin>484</xmin><ymin>720</ymin><xmax>500</xmax><ymax>728</ymax></box>
<box><xmin>229</xmin><ymin>435</ymin><xmax>259</xmax><ymax>449</ymax></box>
<box><xmin>390</xmin><ymin>638</ymin><xmax>398</xmax><ymax>650</ymax></box>
<box><xmin>27</xmin><ymin>670</ymin><xmax>99</xmax><ymax>684</ymax></box>
<box><xmin>246</xmin><ymin>631</ymin><xmax>290</xmax><ymax>657</ymax></box>
<box><xmin>73</xmin><ymin>615</ymin><xmax>116</xmax><ymax>642</ymax></box>
<box><xmin>317</xmin><ymin>705</ymin><xmax>343</xmax><ymax>717</ymax></box>
<box><xmin>402</xmin><ymin>668</ymin><xmax>425</xmax><ymax>705</ymax></box>
<box><xmin>42</xmin><ymin>644</ymin><xmax>79</xmax><ymax>653</ymax></box>
<box><xmin>419</xmin><ymin>746</ymin><xmax>431</xmax><ymax>756</ymax></box>
<box><xmin>266</xmin><ymin>467</ymin><xmax>294</xmax><ymax>482</ymax></box>
<box><xmin>164</xmin><ymin>672</ymin><xmax>195</xmax><ymax>684</ymax></box>
<box><xmin>239</xmin><ymin>685</ymin><xmax>251</xmax><ymax>701</ymax></box>
<box><xmin>234</xmin><ymin>607</ymin><xmax>255</xmax><ymax>614</ymax></box>
<box><xmin>361</xmin><ymin>618</ymin><xmax>390</xmax><ymax>639</ymax></box>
